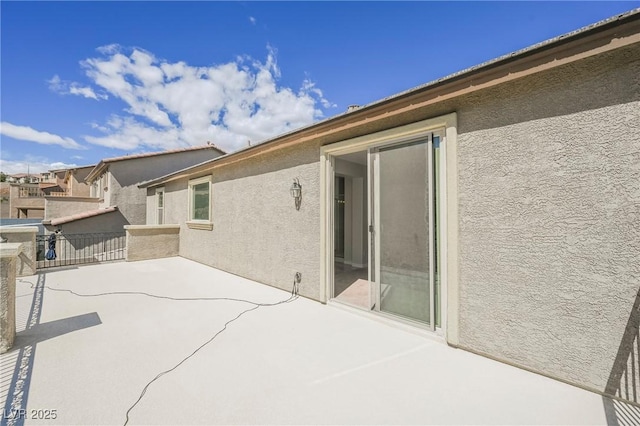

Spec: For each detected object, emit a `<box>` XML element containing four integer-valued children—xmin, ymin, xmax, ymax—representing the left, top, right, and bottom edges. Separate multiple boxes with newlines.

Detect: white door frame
<box><xmin>319</xmin><ymin>113</ymin><xmax>459</xmax><ymax>344</ymax></box>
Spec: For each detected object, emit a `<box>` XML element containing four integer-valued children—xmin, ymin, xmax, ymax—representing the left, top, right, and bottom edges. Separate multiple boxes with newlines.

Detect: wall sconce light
<box><xmin>290</xmin><ymin>178</ymin><xmax>302</xmax><ymax>210</ymax></box>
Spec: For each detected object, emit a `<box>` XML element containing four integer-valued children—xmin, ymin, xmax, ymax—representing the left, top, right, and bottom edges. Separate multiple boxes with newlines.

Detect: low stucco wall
<box><xmin>0</xmin><ymin>243</ymin><xmax>21</xmax><ymax>354</ymax></box>
<box><xmin>125</xmin><ymin>225</ymin><xmax>180</xmax><ymax>262</ymax></box>
<box><xmin>44</xmin><ymin>196</ymin><xmax>100</xmax><ymax>220</ymax></box>
<box><xmin>0</xmin><ymin>226</ymin><xmax>37</xmax><ymax>276</ymax></box>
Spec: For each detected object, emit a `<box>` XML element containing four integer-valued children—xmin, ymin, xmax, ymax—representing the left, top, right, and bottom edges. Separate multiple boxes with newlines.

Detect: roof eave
<box><xmin>85</xmin><ymin>162</ymin><xmax>107</xmax><ymax>183</ymax></box>
<box><xmin>139</xmin><ymin>8</ymin><xmax>640</xmax><ymax>189</ymax></box>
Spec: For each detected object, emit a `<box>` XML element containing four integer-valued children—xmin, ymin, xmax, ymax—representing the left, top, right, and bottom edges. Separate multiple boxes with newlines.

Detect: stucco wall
<box><xmin>69</xmin><ymin>167</ymin><xmax>92</xmax><ymax>197</ymax></box>
<box><xmin>9</xmin><ymin>185</ymin><xmax>44</xmax><ymax>218</ymax></box>
<box><xmin>454</xmin><ymin>44</ymin><xmax>640</xmax><ymax>398</ymax></box>
<box><xmin>44</xmin><ymin>197</ymin><xmax>100</xmax><ymax>220</ymax></box>
<box><xmin>125</xmin><ymin>225</ymin><xmax>180</xmax><ymax>261</ymax></box>
<box><xmin>0</xmin><ymin>182</ymin><xmax>10</xmax><ymax>219</ymax></box>
<box><xmin>0</xmin><ymin>243</ymin><xmax>19</xmax><ymax>353</ymax></box>
<box><xmin>163</xmin><ymin>141</ymin><xmax>322</xmax><ymax>300</ymax></box>
<box><xmin>0</xmin><ymin>227</ymin><xmax>37</xmax><ymax>277</ymax></box>
<box><xmin>107</xmin><ymin>149</ymin><xmax>223</xmax><ymax>226</ymax></box>
<box><xmin>149</xmin><ymin>43</ymin><xmax>639</xmax><ymax>399</ymax></box>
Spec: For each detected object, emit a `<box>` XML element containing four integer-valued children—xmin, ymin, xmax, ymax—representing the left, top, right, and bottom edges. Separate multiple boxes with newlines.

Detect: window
<box><xmin>187</xmin><ymin>176</ymin><xmax>212</xmax><ymax>230</ymax></box>
<box><xmin>91</xmin><ymin>173</ymin><xmax>107</xmax><ymax>199</ymax></box>
<box><xmin>156</xmin><ymin>187</ymin><xmax>165</xmax><ymax>224</ymax></box>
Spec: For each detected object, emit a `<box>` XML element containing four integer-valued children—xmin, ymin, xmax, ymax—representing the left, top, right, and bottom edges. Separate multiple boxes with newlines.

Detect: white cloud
<box><xmin>67</xmin><ymin>44</ymin><xmax>334</xmax><ymax>152</ymax></box>
<box><xmin>0</xmin><ymin>158</ymin><xmax>78</xmax><ymax>175</ymax></box>
<box><xmin>249</xmin><ymin>16</ymin><xmax>256</xmax><ymax>25</ymax></box>
<box><xmin>48</xmin><ymin>74</ymin><xmax>107</xmax><ymax>100</ymax></box>
<box><xmin>0</xmin><ymin>122</ymin><xmax>84</xmax><ymax>149</ymax></box>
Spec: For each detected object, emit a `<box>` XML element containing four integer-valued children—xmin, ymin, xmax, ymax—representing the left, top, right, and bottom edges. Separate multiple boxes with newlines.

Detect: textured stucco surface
<box><xmin>44</xmin><ymin>197</ymin><xmax>100</xmax><ymax>221</ymax></box>
<box><xmin>8</xmin><ymin>185</ymin><xmax>44</xmax><ymax>218</ymax></box>
<box><xmin>95</xmin><ymin>149</ymin><xmax>223</xmax><ymax>227</ymax></box>
<box><xmin>149</xmin><ymin>43</ymin><xmax>640</xmax><ymax>399</ymax></box>
<box><xmin>125</xmin><ymin>225</ymin><xmax>180</xmax><ymax>261</ymax></box>
<box><xmin>165</xmin><ymin>141</ymin><xmax>322</xmax><ymax>301</ymax></box>
<box><xmin>0</xmin><ymin>227</ymin><xmax>37</xmax><ymax>276</ymax></box>
<box><xmin>455</xmin><ymin>45</ymin><xmax>640</xmax><ymax>397</ymax></box>
<box><xmin>0</xmin><ymin>244</ymin><xmax>19</xmax><ymax>353</ymax></box>
<box><xmin>68</xmin><ymin>167</ymin><xmax>92</xmax><ymax>197</ymax></box>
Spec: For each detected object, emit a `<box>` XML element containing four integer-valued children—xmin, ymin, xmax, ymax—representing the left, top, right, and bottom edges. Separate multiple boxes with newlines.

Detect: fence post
<box><xmin>0</xmin><ymin>243</ymin><xmax>21</xmax><ymax>354</ymax></box>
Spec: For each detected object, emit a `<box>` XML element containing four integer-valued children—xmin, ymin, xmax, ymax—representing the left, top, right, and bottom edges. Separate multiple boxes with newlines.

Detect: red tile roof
<box><xmin>86</xmin><ymin>144</ymin><xmax>226</xmax><ymax>183</ymax></box>
<box><xmin>101</xmin><ymin>144</ymin><xmax>225</xmax><ymax>164</ymax></box>
<box><xmin>44</xmin><ymin>206</ymin><xmax>119</xmax><ymax>226</ymax></box>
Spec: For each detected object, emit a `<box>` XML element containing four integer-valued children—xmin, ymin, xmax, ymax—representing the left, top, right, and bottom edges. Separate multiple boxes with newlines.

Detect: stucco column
<box><xmin>0</xmin><ymin>226</ymin><xmax>38</xmax><ymax>276</ymax></box>
<box><xmin>0</xmin><ymin>243</ymin><xmax>21</xmax><ymax>354</ymax></box>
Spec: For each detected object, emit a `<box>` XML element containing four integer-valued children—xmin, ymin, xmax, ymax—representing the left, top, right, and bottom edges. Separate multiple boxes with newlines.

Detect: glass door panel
<box><xmin>373</xmin><ymin>139</ymin><xmax>434</xmax><ymax>325</ymax></box>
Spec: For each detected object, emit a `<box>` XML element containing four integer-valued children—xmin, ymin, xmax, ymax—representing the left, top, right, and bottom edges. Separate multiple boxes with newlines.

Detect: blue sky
<box><xmin>1</xmin><ymin>1</ymin><xmax>639</xmax><ymax>174</ymax></box>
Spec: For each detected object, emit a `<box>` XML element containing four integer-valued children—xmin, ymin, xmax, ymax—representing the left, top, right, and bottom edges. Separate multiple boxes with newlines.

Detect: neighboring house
<box><xmin>43</xmin><ymin>145</ymin><xmax>225</xmax><ymax>233</ymax></box>
<box><xmin>40</xmin><ymin>165</ymin><xmax>94</xmax><ymax>197</ymax></box>
<box><xmin>6</xmin><ymin>173</ymin><xmax>38</xmax><ymax>184</ymax></box>
<box><xmin>0</xmin><ymin>182</ymin><xmax>10</xmax><ymax>218</ymax></box>
<box><xmin>7</xmin><ymin>183</ymin><xmax>45</xmax><ymax>219</ymax></box>
<box><xmin>141</xmin><ymin>11</ymin><xmax>640</xmax><ymax>406</ymax></box>
<box><xmin>5</xmin><ymin>166</ymin><xmax>96</xmax><ymax>219</ymax></box>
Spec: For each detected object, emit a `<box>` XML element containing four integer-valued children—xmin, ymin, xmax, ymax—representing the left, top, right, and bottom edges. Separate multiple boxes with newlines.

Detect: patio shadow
<box><xmin>2</xmin><ymin>274</ymin><xmax>101</xmax><ymax>426</ymax></box>
<box><xmin>604</xmin><ymin>285</ymin><xmax>640</xmax><ymax>425</ymax></box>
<box><xmin>12</xmin><ymin>312</ymin><xmax>102</xmax><ymax>350</ymax></box>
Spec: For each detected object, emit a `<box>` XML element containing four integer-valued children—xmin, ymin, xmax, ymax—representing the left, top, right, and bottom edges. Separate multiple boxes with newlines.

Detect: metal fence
<box><xmin>36</xmin><ymin>232</ymin><xmax>126</xmax><ymax>269</ymax></box>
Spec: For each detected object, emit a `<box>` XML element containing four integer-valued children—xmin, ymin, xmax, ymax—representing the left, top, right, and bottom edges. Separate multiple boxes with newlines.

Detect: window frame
<box><xmin>156</xmin><ymin>187</ymin><xmax>165</xmax><ymax>225</ymax></box>
<box><xmin>187</xmin><ymin>175</ymin><xmax>213</xmax><ymax>230</ymax></box>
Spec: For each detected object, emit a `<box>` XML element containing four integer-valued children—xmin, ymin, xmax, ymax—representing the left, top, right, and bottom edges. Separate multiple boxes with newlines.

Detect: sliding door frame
<box><xmin>320</xmin><ymin>113</ymin><xmax>459</xmax><ymax>344</ymax></box>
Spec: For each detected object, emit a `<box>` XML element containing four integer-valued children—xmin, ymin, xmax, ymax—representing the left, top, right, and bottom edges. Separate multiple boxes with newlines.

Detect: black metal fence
<box><xmin>36</xmin><ymin>232</ymin><xmax>126</xmax><ymax>269</ymax></box>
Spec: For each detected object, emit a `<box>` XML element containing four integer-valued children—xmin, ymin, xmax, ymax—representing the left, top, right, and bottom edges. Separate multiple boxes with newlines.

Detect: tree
<box><xmin>0</xmin><ymin>172</ymin><xmax>6</xmax><ymax>182</ymax></box>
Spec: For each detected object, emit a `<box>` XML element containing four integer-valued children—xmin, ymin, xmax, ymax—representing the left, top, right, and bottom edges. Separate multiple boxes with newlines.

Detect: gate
<box><xmin>36</xmin><ymin>232</ymin><xmax>126</xmax><ymax>269</ymax></box>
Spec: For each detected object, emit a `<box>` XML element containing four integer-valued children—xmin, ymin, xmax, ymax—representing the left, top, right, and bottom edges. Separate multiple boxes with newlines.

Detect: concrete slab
<box><xmin>0</xmin><ymin>257</ymin><xmax>631</xmax><ymax>425</ymax></box>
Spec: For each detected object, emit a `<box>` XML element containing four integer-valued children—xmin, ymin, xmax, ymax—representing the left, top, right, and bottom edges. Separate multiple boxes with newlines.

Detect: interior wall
<box><xmin>335</xmin><ymin>157</ymin><xmax>368</xmax><ymax>268</ymax></box>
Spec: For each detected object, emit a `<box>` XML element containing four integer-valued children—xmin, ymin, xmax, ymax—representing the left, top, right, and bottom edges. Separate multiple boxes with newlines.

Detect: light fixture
<box><xmin>290</xmin><ymin>178</ymin><xmax>302</xmax><ymax>210</ymax></box>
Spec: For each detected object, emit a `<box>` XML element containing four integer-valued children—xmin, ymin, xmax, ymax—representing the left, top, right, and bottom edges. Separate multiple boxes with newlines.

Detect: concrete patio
<box><xmin>0</xmin><ymin>257</ymin><xmax>631</xmax><ymax>425</ymax></box>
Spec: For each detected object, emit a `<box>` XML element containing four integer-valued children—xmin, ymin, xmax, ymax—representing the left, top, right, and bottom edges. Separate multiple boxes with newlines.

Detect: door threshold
<box><xmin>327</xmin><ymin>299</ymin><xmax>445</xmax><ymax>344</ymax></box>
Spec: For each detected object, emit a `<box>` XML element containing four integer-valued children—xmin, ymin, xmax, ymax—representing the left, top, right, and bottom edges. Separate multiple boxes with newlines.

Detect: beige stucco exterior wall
<box><xmin>0</xmin><ymin>226</ymin><xmax>37</xmax><ymax>276</ymax></box>
<box><xmin>8</xmin><ymin>184</ymin><xmax>44</xmax><ymax>218</ymax></box>
<box><xmin>0</xmin><ymin>243</ymin><xmax>20</xmax><ymax>353</ymax></box>
<box><xmin>0</xmin><ymin>182</ymin><xmax>10</xmax><ymax>219</ymax></box>
<box><xmin>68</xmin><ymin>167</ymin><xmax>92</xmax><ymax>197</ymax></box>
<box><xmin>125</xmin><ymin>225</ymin><xmax>180</xmax><ymax>261</ymax></box>
<box><xmin>151</xmin><ymin>43</ymin><xmax>639</xmax><ymax>400</ymax></box>
<box><xmin>44</xmin><ymin>197</ymin><xmax>100</xmax><ymax>220</ymax></box>
<box><xmin>454</xmin><ymin>44</ymin><xmax>640</xmax><ymax>398</ymax></box>
<box><xmin>163</xmin><ymin>141</ymin><xmax>322</xmax><ymax>300</ymax></box>
<box><xmin>104</xmin><ymin>149</ymin><xmax>223</xmax><ymax>227</ymax></box>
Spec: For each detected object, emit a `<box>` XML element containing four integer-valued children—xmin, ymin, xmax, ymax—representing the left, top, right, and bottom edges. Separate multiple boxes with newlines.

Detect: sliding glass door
<box><xmin>369</xmin><ymin>132</ymin><xmax>442</xmax><ymax>329</ymax></box>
